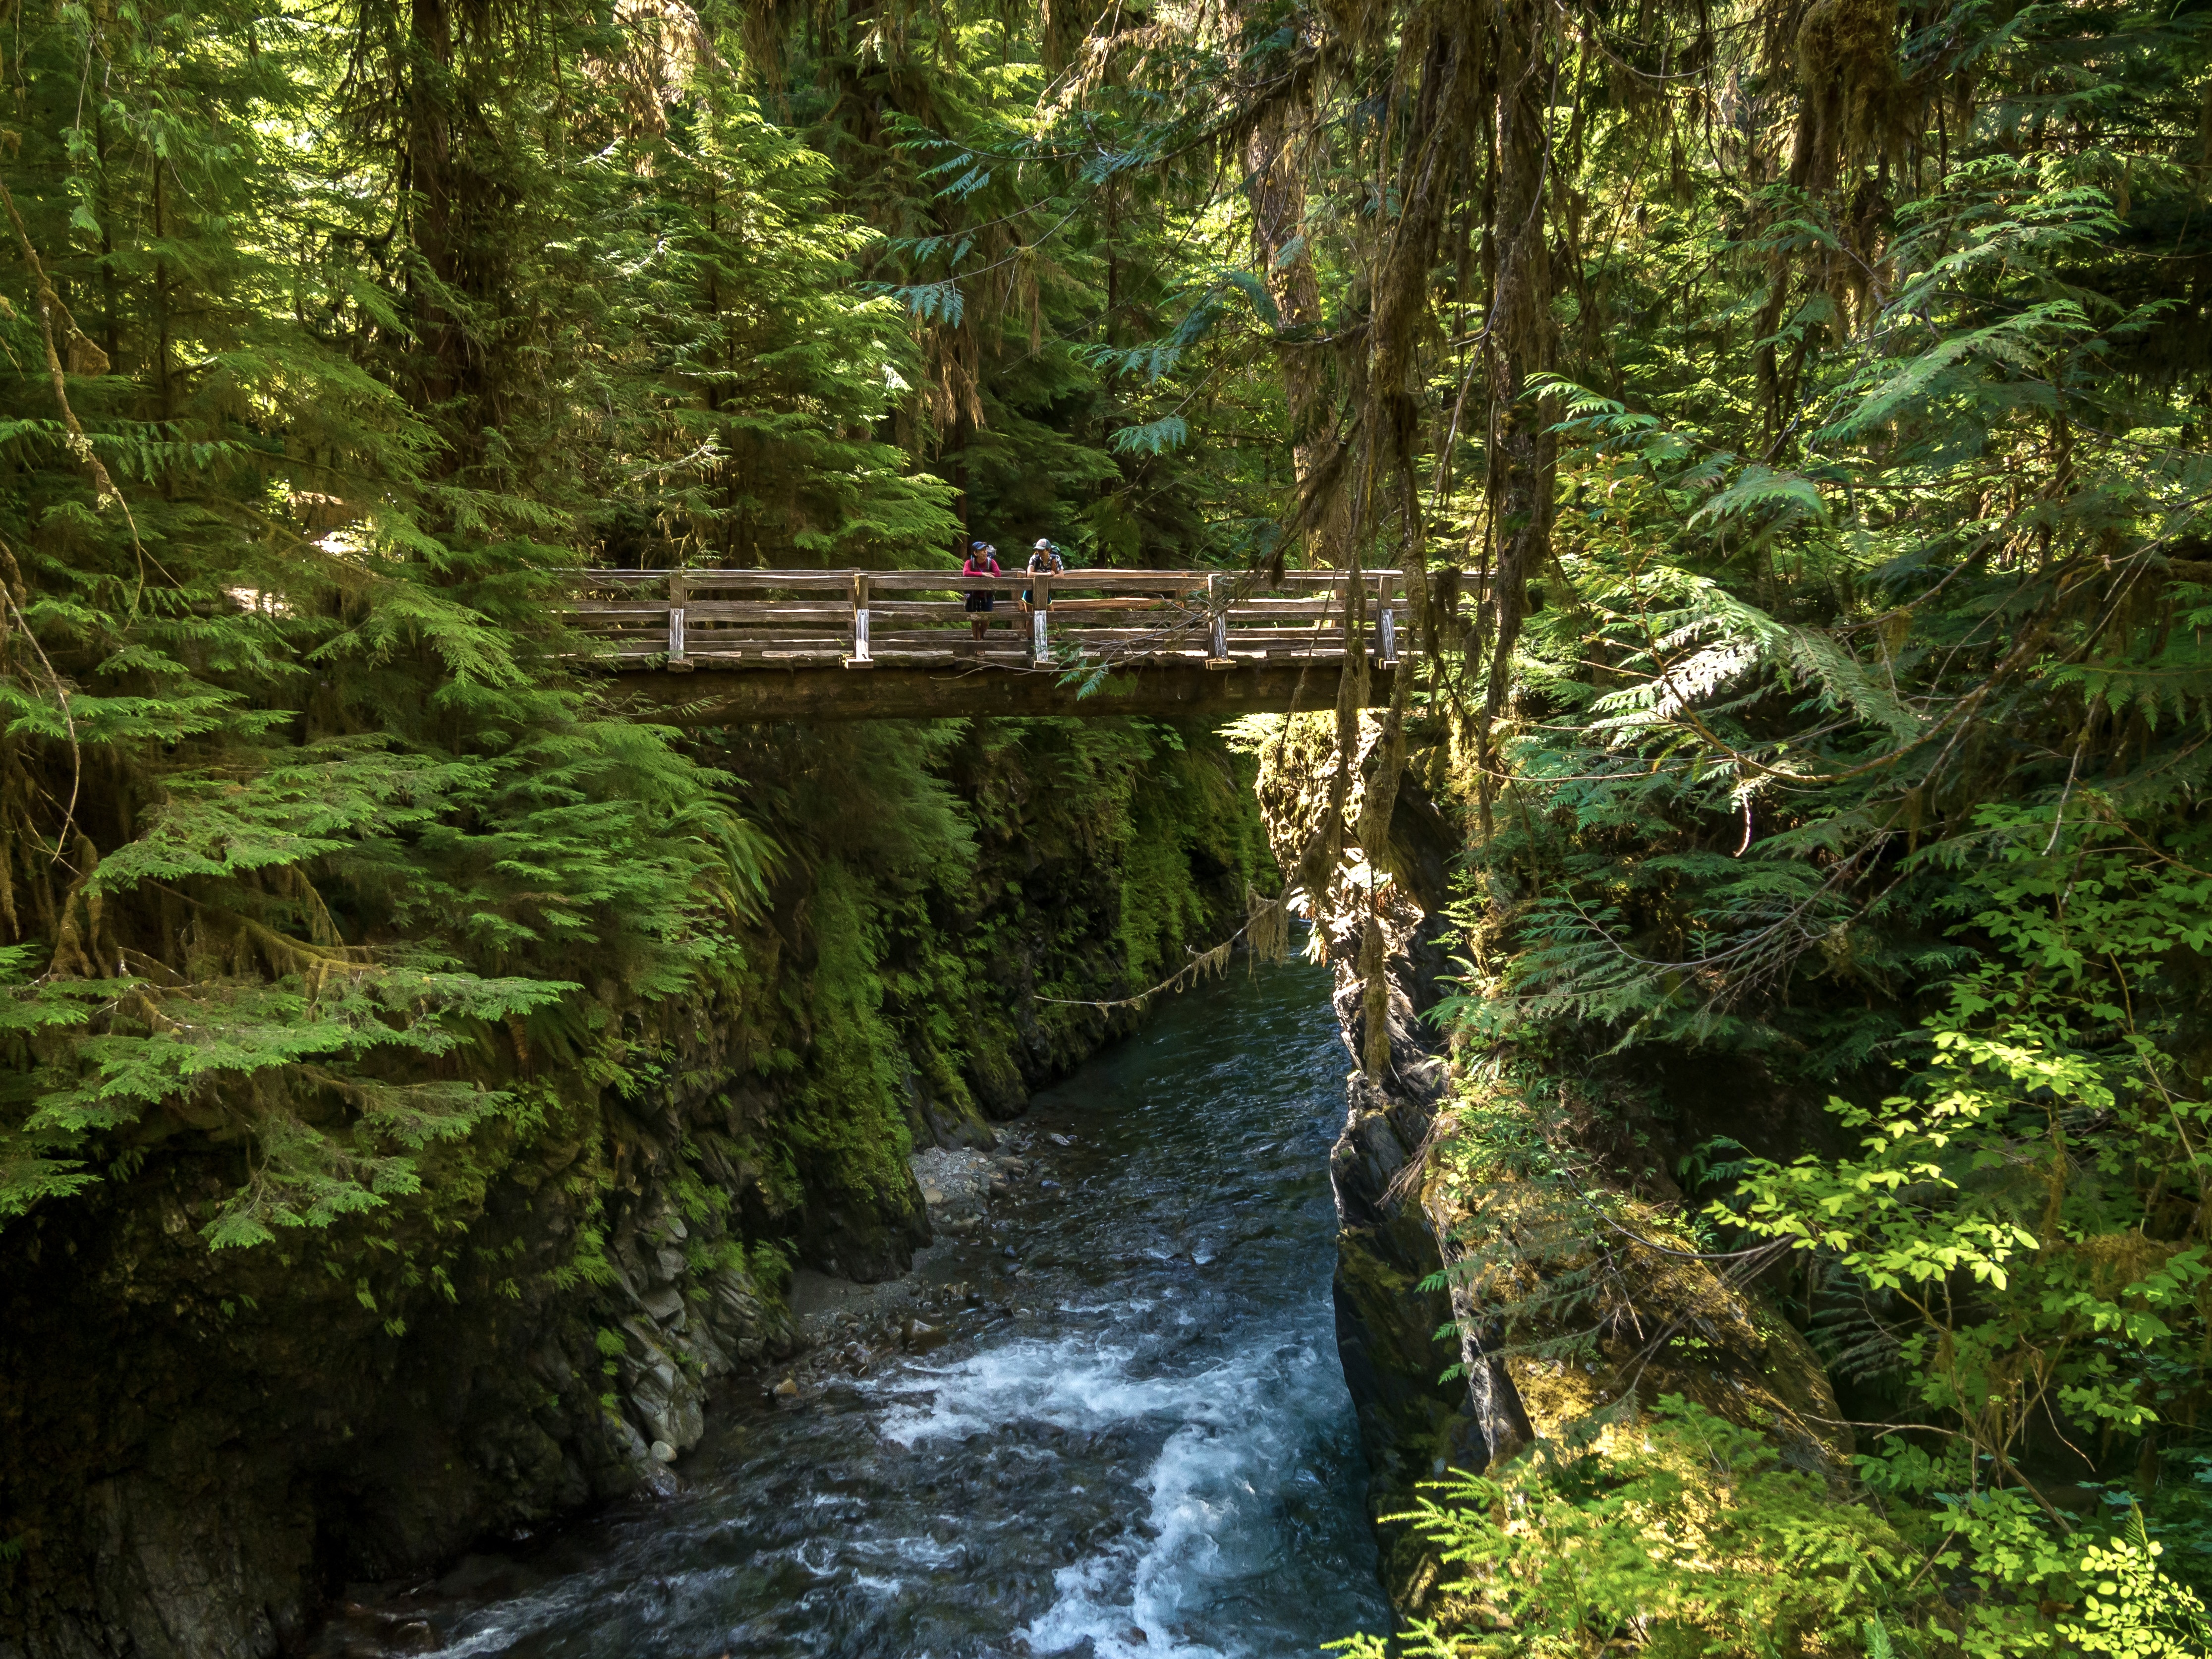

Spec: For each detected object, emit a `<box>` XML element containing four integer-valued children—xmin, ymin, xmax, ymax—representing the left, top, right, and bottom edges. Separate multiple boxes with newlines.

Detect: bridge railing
<box><xmin>563</xmin><ymin>568</ymin><xmax>1418</xmax><ymax>672</ymax></box>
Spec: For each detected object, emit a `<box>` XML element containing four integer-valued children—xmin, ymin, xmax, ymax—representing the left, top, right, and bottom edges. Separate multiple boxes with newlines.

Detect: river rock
<box><xmin>650</xmin><ymin>1440</ymin><xmax>677</xmax><ymax>1464</ymax></box>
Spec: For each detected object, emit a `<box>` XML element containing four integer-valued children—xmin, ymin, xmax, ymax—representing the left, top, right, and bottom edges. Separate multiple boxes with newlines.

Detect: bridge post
<box><xmin>848</xmin><ymin>571</ymin><xmax>873</xmax><ymax>667</ymax></box>
<box><xmin>1206</xmin><ymin>572</ymin><xmax>1230</xmax><ymax>666</ymax></box>
<box><xmin>1030</xmin><ymin>571</ymin><xmax>1050</xmax><ymax>663</ymax></box>
<box><xmin>1378</xmin><ymin>574</ymin><xmax>1398</xmax><ymax>666</ymax></box>
<box><xmin>667</xmin><ymin>569</ymin><xmax>690</xmax><ymax>672</ymax></box>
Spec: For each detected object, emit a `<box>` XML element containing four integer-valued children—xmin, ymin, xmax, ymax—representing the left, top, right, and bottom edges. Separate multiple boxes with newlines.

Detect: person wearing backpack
<box><xmin>963</xmin><ymin>542</ymin><xmax>1002</xmax><ymax>640</ymax></box>
<box><xmin>1022</xmin><ymin>538</ymin><xmax>1065</xmax><ymax>608</ymax></box>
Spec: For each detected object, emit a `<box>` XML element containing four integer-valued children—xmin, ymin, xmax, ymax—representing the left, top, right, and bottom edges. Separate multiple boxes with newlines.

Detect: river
<box><xmin>316</xmin><ymin>958</ymin><xmax>1390</xmax><ymax>1659</ymax></box>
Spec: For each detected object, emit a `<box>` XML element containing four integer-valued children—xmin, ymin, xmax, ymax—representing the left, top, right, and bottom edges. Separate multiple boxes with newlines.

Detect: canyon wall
<box><xmin>0</xmin><ymin>717</ymin><xmax>1262</xmax><ymax>1659</ymax></box>
<box><xmin>1254</xmin><ymin>718</ymin><xmax>1850</xmax><ymax>1616</ymax></box>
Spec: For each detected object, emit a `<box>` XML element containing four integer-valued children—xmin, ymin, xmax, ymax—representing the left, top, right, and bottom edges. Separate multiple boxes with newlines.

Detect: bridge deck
<box><xmin>565</xmin><ymin>567</ymin><xmax>1418</xmax><ymax>721</ymax></box>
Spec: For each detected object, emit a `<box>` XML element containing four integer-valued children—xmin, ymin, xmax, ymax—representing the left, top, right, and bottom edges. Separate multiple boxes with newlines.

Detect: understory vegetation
<box><xmin>4</xmin><ymin>0</ymin><xmax>2211</xmax><ymax>1649</ymax></box>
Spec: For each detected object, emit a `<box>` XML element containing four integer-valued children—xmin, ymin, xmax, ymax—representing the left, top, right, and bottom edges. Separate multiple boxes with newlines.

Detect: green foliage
<box><xmin>1247</xmin><ymin>0</ymin><xmax>2212</xmax><ymax>1643</ymax></box>
<box><xmin>0</xmin><ymin>0</ymin><xmax>977</xmax><ymax>1250</ymax></box>
<box><xmin>1338</xmin><ymin>1407</ymin><xmax>2212</xmax><ymax>1659</ymax></box>
<box><xmin>1695</xmin><ymin>810</ymin><xmax>2212</xmax><ymax>1643</ymax></box>
<box><xmin>755</xmin><ymin>2</ymin><xmax>1307</xmax><ymax>565</ymax></box>
<box><xmin>2066</xmin><ymin>1530</ymin><xmax>2212</xmax><ymax>1659</ymax></box>
<box><xmin>1337</xmin><ymin>1399</ymin><xmax>1913</xmax><ymax>1659</ymax></box>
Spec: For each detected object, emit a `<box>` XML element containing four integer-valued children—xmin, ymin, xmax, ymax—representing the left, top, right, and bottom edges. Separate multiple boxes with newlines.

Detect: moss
<box><xmin>783</xmin><ymin>860</ymin><xmax>918</xmax><ymax>1211</ymax></box>
<box><xmin>1426</xmin><ymin>1071</ymin><xmax>1855</xmax><ymax>1488</ymax></box>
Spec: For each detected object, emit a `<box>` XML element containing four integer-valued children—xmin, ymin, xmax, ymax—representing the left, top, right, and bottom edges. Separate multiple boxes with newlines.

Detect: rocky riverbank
<box><xmin>765</xmin><ymin>1138</ymin><xmax>1053</xmax><ymax>1399</ymax></box>
<box><xmin>1250</xmin><ymin>718</ymin><xmax>1500</xmax><ymax>1607</ymax></box>
<box><xmin>1254</xmin><ymin>717</ymin><xmax>1849</xmax><ymax>1616</ymax></box>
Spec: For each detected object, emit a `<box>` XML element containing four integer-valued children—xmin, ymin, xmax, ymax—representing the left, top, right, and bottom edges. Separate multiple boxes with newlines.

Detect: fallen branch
<box><xmin>1032</xmin><ymin>883</ymin><xmax>1298</xmax><ymax>1014</ymax></box>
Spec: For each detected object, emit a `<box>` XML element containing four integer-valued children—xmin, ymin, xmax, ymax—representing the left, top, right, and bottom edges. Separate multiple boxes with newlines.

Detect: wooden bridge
<box><xmin>567</xmin><ymin>567</ymin><xmax>1418</xmax><ymax>721</ymax></box>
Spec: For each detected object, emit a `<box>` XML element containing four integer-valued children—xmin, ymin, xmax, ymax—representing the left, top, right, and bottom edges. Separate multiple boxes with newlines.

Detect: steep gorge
<box><xmin>0</xmin><ymin>717</ymin><xmax>1264</xmax><ymax>1659</ymax></box>
<box><xmin>1256</xmin><ymin>719</ymin><xmax>1854</xmax><ymax>1617</ymax></box>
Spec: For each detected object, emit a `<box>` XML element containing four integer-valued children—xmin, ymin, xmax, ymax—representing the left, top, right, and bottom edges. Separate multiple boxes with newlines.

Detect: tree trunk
<box><xmin>406</xmin><ymin>0</ymin><xmax>460</xmax><ymax>415</ymax></box>
<box><xmin>1480</xmin><ymin>0</ymin><xmax>1555</xmax><ymax>749</ymax></box>
<box><xmin>1245</xmin><ymin>87</ymin><xmax>1352</xmax><ymax>569</ymax></box>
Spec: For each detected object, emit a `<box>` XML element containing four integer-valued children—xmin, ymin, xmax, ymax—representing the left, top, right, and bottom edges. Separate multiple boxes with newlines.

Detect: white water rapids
<box><xmin>317</xmin><ymin>960</ymin><xmax>1390</xmax><ymax>1659</ymax></box>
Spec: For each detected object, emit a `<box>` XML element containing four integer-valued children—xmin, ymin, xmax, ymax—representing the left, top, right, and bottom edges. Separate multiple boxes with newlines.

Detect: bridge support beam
<box><xmin>598</xmin><ymin>661</ymin><xmax>1397</xmax><ymax>724</ymax></box>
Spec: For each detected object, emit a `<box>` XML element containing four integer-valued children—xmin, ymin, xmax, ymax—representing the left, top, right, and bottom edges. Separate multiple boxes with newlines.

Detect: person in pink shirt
<box><xmin>962</xmin><ymin>542</ymin><xmax>1002</xmax><ymax>640</ymax></box>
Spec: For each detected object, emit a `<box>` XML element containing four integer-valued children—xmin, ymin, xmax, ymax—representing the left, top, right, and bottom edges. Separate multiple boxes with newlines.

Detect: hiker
<box><xmin>1022</xmin><ymin>537</ymin><xmax>1065</xmax><ymax>608</ymax></box>
<box><xmin>963</xmin><ymin>541</ymin><xmax>1002</xmax><ymax>639</ymax></box>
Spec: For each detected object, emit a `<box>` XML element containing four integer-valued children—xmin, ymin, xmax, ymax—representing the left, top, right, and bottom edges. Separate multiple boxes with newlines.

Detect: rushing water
<box><xmin>321</xmin><ymin>959</ymin><xmax>1389</xmax><ymax>1659</ymax></box>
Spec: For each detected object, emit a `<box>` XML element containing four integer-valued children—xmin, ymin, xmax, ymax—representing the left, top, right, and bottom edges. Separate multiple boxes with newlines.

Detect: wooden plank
<box><xmin>1044</xmin><ymin>596</ymin><xmax>1179</xmax><ymax>613</ymax></box>
<box><xmin>870</xmin><ymin>650</ymin><xmax>1033</xmax><ymax>665</ymax></box>
<box><xmin>682</xmin><ymin>602</ymin><xmax>852</xmax><ymax>622</ymax></box>
<box><xmin>862</xmin><ymin>599</ymin><xmax>1177</xmax><ymax>618</ymax></box>
<box><xmin>584</xmin><ymin>640</ymin><xmax>1396</xmax><ymax>663</ymax></box>
<box><xmin>581</xmin><ymin>597</ymin><xmax>1201</xmax><ymax>623</ymax></box>
<box><xmin>865</xmin><ymin>572</ymin><xmax>1202</xmax><ymax>596</ymax></box>
<box><xmin>679</xmin><ymin>656</ymin><xmax>845</xmax><ymax>668</ymax></box>
<box><xmin>1044</xmin><ymin>576</ymin><xmax>1202</xmax><ymax>594</ymax></box>
<box><xmin>861</xmin><ymin>572</ymin><xmax>1013</xmax><ymax>593</ymax></box>
<box><xmin>1047</xmin><ymin>622</ymin><xmax>1219</xmax><ymax>634</ymax></box>
<box><xmin>896</xmin><ymin>627</ymin><xmax>1207</xmax><ymax>643</ymax></box>
<box><xmin>685</xmin><ymin>621</ymin><xmax>852</xmax><ymax>635</ymax></box>
<box><xmin>868</xmin><ymin>629</ymin><xmax>1042</xmax><ymax>645</ymax></box>
<box><xmin>591</xmin><ymin>628</ymin><xmax>1375</xmax><ymax>647</ymax></box>
<box><xmin>1058</xmin><ymin>642</ymin><xmax>1214</xmax><ymax>655</ymax></box>
<box><xmin>565</xmin><ymin>572</ymin><xmax>1415</xmax><ymax>620</ymax></box>
<box><xmin>679</xmin><ymin>634</ymin><xmax>860</xmax><ymax>650</ymax></box>
<box><xmin>653</xmin><ymin>571</ymin><xmax>858</xmax><ymax>592</ymax></box>
<box><xmin>867</xmin><ymin>600</ymin><xmax>991</xmax><ymax>618</ymax></box>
